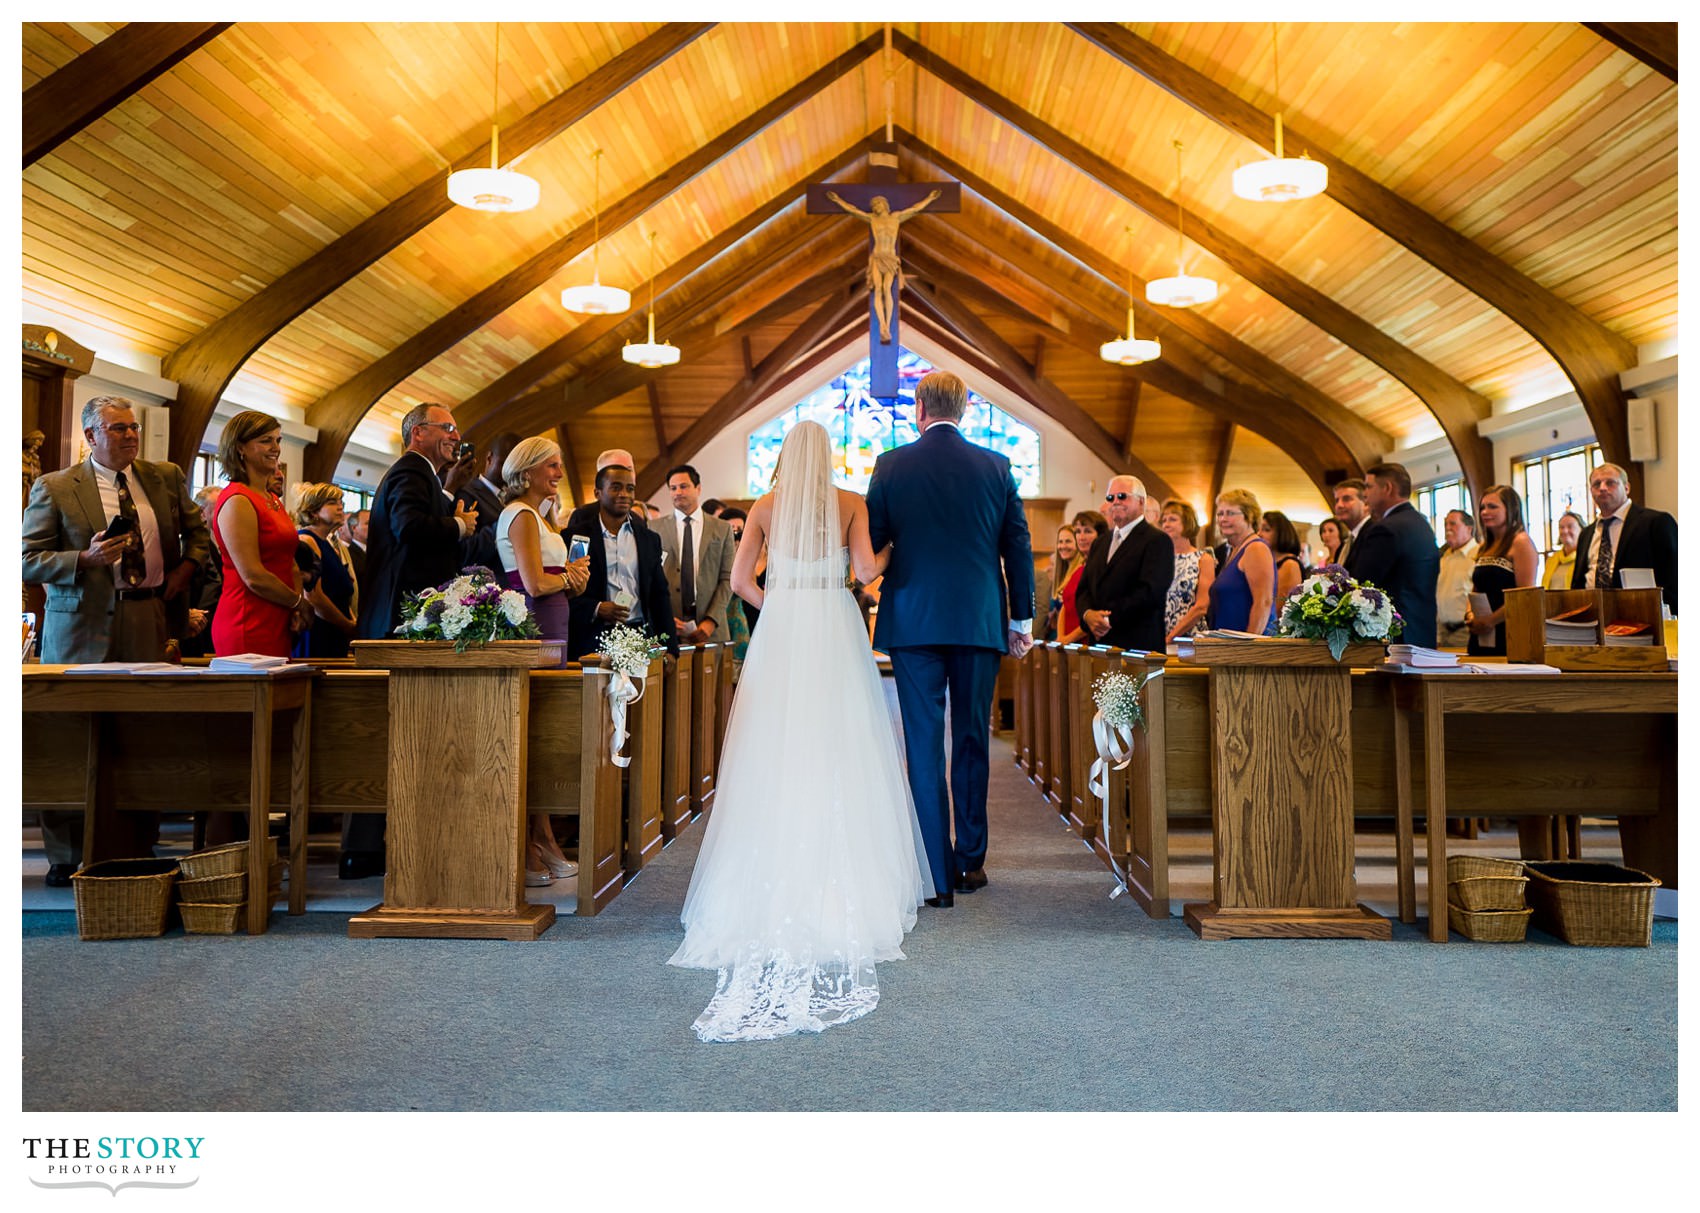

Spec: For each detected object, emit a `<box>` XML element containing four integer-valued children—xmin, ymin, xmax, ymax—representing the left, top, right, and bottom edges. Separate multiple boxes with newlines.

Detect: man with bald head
<box><xmin>1074</xmin><ymin>474</ymin><xmax>1174</xmax><ymax>653</ymax></box>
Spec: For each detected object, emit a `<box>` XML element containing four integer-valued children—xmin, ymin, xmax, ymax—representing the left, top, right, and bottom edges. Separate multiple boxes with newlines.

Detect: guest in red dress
<box><xmin>1057</xmin><ymin>509</ymin><xmax>1107</xmax><ymax>644</ymax></box>
<box><xmin>208</xmin><ymin>410</ymin><xmax>312</xmax><ymax>657</ymax></box>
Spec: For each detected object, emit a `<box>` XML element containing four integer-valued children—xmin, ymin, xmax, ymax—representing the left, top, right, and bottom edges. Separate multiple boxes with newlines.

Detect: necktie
<box><xmin>680</xmin><ymin>515</ymin><xmax>696</xmax><ymax>619</ymax></box>
<box><xmin>114</xmin><ymin>471</ymin><xmax>145</xmax><ymax>588</ymax></box>
<box><xmin>1595</xmin><ymin>517</ymin><xmax>1615</xmax><ymax>589</ymax></box>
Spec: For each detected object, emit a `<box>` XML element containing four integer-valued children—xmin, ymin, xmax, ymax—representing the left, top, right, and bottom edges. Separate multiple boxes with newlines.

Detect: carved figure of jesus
<box><xmin>825</xmin><ymin>188</ymin><xmax>941</xmax><ymax>343</ymax></box>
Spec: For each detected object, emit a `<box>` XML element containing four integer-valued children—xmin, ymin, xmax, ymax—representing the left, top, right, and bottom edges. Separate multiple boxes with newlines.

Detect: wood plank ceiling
<box><xmin>22</xmin><ymin>21</ymin><xmax>1677</xmax><ymax>506</ymax></box>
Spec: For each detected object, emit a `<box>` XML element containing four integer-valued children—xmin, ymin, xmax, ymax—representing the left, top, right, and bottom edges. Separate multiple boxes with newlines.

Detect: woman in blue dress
<box><xmin>1207</xmin><ymin>488</ymin><xmax>1276</xmax><ymax>634</ymax></box>
<box><xmin>292</xmin><ymin>482</ymin><xmax>358</xmax><ymax>658</ymax></box>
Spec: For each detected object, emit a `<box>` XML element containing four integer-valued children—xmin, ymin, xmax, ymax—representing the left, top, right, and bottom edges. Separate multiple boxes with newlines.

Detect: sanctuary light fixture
<box><xmin>446</xmin><ymin>24</ymin><xmax>541</xmax><ymax>213</ymax></box>
<box><xmin>1146</xmin><ymin>140</ymin><xmax>1219</xmax><ymax>308</ymax></box>
<box><xmin>622</xmin><ymin>232</ymin><xmax>679</xmax><ymax>369</ymax></box>
<box><xmin>1232</xmin><ymin>23</ymin><xmax>1328</xmax><ymax>203</ymax></box>
<box><xmin>1100</xmin><ymin>228</ymin><xmax>1160</xmax><ymax>366</ymax></box>
<box><xmin>561</xmin><ymin>149</ymin><xmax>632</xmax><ymax>315</ymax></box>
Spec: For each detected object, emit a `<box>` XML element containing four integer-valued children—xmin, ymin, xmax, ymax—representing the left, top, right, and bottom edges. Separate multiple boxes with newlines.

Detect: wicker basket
<box><xmin>1524</xmin><ymin>861</ymin><xmax>1660</xmax><ymax>946</ymax></box>
<box><xmin>179</xmin><ymin>901</ymin><xmax>245</xmax><ymax>935</ymax></box>
<box><xmin>178</xmin><ymin>837</ymin><xmax>278</xmax><ymax>880</ymax></box>
<box><xmin>177</xmin><ymin>871</ymin><xmax>247</xmax><ymax>905</ymax></box>
<box><xmin>1448</xmin><ymin>901</ymin><xmax>1534</xmax><ymax>943</ymax></box>
<box><xmin>70</xmin><ymin>858</ymin><xmax>180</xmax><ymax>940</ymax></box>
<box><xmin>1446</xmin><ymin>854</ymin><xmax>1525</xmax><ymax>881</ymax></box>
<box><xmin>1450</xmin><ymin>875</ymin><xmax>1529</xmax><ymax>912</ymax></box>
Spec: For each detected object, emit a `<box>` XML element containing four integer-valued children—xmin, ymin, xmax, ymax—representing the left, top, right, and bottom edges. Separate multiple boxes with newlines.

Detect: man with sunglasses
<box><xmin>1074</xmin><ymin>475</ymin><xmax>1174</xmax><ymax>654</ymax></box>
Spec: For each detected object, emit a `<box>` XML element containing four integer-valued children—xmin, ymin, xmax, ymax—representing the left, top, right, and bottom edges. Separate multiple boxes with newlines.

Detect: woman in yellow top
<box><xmin>1543</xmin><ymin>510</ymin><xmax>1582</xmax><ymax>590</ymax></box>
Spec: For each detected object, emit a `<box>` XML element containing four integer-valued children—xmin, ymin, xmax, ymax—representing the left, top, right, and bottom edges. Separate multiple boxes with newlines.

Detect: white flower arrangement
<box><xmin>1276</xmin><ymin>564</ymin><xmax>1404</xmax><ymax>659</ymax></box>
<box><xmin>394</xmin><ymin>566</ymin><xmax>541</xmax><ymax>652</ymax></box>
<box><xmin>595</xmin><ymin>623</ymin><xmax>659</xmax><ymax>677</ymax></box>
<box><xmin>1091</xmin><ymin>670</ymin><xmax>1148</xmax><ymax>732</ymax></box>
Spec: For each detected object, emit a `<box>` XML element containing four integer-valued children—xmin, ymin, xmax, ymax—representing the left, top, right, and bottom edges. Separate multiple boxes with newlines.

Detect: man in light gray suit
<box><xmin>21</xmin><ymin>395</ymin><xmax>211</xmax><ymax>879</ymax></box>
<box><xmin>654</xmin><ymin>463</ymin><xmax>736</xmax><ymax>644</ymax></box>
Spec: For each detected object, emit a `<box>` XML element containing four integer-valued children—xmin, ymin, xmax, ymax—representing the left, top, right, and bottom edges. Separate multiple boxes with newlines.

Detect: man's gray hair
<box><xmin>400</xmin><ymin>402</ymin><xmax>441</xmax><ymax>447</ymax></box>
<box><xmin>1113</xmin><ymin>474</ymin><xmax>1147</xmax><ymax>502</ymax></box>
<box><xmin>915</xmin><ymin>371</ymin><xmax>966</xmax><ymax>421</ymax></box>
<box><xmin>81</xmin><ymin>395</ymin><xmax>136</xmax><ymax>431</ymax></box>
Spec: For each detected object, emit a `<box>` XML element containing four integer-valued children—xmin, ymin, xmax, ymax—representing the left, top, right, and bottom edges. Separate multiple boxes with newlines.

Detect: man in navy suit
<box><xmin>867</xmin><ymin>372</ymin><xmax>1035</xmax><ymax>906</ymax></box>
<box><xmin>1569</xmin><ymin>461</ymin><xmax>1678</xmax><ymax>616</ymax></box>
<box><xmin>1348</xmin><ymin>461</ymin><xmax>1441</xmax><ymax>647</ymax></box>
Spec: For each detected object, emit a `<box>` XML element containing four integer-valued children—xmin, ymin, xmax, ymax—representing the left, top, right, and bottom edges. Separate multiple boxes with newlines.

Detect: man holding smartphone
<box><xmin>563</xmin><ymin>462</ymin><xmax>676</xmax><ymax>662</ymax></box>
<box><xmin>21</xmin><ymin>395</ymin><xmax>211</xmax><ymax>879</ymax></box>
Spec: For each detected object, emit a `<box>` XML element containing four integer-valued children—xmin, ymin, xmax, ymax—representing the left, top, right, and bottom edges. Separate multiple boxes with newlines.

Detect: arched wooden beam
<box><xmin>477</xmin><ymin>262</ymin><xmax>866</xmax><ymax>446</ymax></box>
<box><xmin>634</xmin><ymin>289</ymin><xmax>869</xmax><ymax>497</ymax></box>
<box><xmin>453</xmin><ymin>136</ymin><xmax>880</xmax><ymax>434</ymax></box>
<box><xmin>24</xmin><ymin>22</ymin><xmax>231</xmax><ymax>168</ymax></box>
<box><xmin>1584</xmin><ymin>23</ymin><xmax>1677</xmax><ymax>81</ymax></box>
<box><xmin>904</xmin><ymin>237</ymin><xmax>1339</xmax><ymax>492</ymax></box>
<box><xmin>903</xmin><ymin>282</ymin><xmax>1178</xmax><ymax>503</ymax></box>
<box><xmin>1068</xmin><ymin>23</ymin><xmax>1640</xmax><ymax>497</ymax></box>
<box><xmin>301</xmin><ymin>31</ymin><xmax>886</xmax><ymax>482</ymax></box>
<box><xmin>890</xmin><ymin>34</ymin><xmax>1495</xmax><ymax>503</ymax></box>
<box><xmin>895</xmin><ymin>129</ymin><xmax>1391</xmax><ymax>467</ymax></box>
<box><xmin>465</xmin><ymin>246</ymin><xmax>863</xmax><ymax>448</ymax></box>
<box><xmin>163</xmin><ymin>23</ymin><xmax>710</xmax><ymax>471</ymax></box>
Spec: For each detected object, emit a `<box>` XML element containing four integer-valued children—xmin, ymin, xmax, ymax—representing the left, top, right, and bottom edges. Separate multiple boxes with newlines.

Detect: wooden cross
<box><xmin>806</xmin><ymin>142</ymin><xmax>959</xmax><ymax>399</ymax></box>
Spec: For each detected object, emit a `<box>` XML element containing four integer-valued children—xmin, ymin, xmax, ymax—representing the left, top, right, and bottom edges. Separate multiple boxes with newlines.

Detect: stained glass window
<box><xmin>746</xmin><ymin>347</ymin><xmax>1040</xmax><ymax>496</ymax></box>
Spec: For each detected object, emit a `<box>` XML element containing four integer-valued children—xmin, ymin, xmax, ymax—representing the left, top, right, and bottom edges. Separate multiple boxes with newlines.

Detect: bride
<box><xmin>668</xmin><ymin>420</ymin><xmax>934</xmax><ymax>1042</ymax></box>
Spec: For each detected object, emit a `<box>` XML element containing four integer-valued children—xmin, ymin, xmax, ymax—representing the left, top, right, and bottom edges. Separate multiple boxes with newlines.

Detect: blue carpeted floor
<box><xmin>20</xmin><ymin>695</ymin><xmax>1677</xmax><ymax>1112</ymax></box>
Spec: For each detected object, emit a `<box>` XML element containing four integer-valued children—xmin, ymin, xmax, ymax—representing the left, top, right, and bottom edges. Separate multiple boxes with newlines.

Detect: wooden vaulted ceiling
<box><xmin>22</xmin><ymin>21</ymin><xmax>1678</xmax><ymax>505</ymax></box>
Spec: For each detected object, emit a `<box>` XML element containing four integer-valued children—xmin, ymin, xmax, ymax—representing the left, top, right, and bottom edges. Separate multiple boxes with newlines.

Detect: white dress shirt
<box><xmin>89</xmin><ymin>457</ymin><xmax>164</xmax><ymax>588</ymax></box>
<box><xmin>1104</xmin><ymin>516</ymin><xmax>1143</xmax><ymax>561</ymax></box>
<box><xmin>1584</xmin><ymin>499</ymin><xmax>1633</xmax><ymax>588</ymax></box>
<box><xmin>601</xmin><ymin>514</ymin><xmax>645</xmax><ymax>624</ymax></box>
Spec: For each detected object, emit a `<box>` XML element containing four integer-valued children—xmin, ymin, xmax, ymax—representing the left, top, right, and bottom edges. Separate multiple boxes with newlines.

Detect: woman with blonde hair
<box><xmin>291</xmin><ymin>482</ymin><xmax>358</xmax><ymax>658</ymax></box>
<box><xmin>495</xmin><ymin>436</ymin><xmax>591</xmax><ymax>886</ymax></box>
<box><xmin>1465</xmin><ymin>484</ymin><xmax>1539</xmax><ymax>657</ymax></box>
<box><xmin>1041</xmin><ymin>524</ymin><xmax>1081</xmax><ymax>640</ymax></box>
<box><xmin>1057</xmin><ymin>509</ymin><xmax>1108</xmax><ymax>644</ymax></box>
<box><xmin>209</xmin><ymin>409</ymin><xmax>312</xmax><ymax>657</ymax></box>
<box><xmin>1207</xmin><ymin>488</ymin><xmax>1276</xmax><ymax>634</ymax></box>
<box><xmin>1159</xmin><ymin>498</ymin><xmax>1216</xmax><ymax>642</ymax></box>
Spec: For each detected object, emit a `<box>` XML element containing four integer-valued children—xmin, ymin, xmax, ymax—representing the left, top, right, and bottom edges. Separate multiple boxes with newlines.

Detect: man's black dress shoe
<box><xmin>956</xmin><ymin>868</ymin><xmax>988</xmax><ymax>893</ymax></box>
<box><xmin>924</xmin><ymin>893</ymin><xmax>955</xmax><ymax>908</ymax></box>
<box><xmin>44</xmin><ymin>863</ymin><xmax>75</xmax><ymax>888</ymax></box>
<box><xmin>338</xmin><ymin>851</ymin><xmax>384</xmax><ymax>881</ymax></box>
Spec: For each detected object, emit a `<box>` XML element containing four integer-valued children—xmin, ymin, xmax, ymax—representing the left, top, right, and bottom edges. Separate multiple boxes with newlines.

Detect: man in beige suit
<box><xmin>21</xmin><ymin>395</ymin><xmax>211</xmax><ymax>880</ymax></box>
<box><xmin>654</xmin><ymin>463</ymin><xmax>736</xmax><ymax>644</ymax></box>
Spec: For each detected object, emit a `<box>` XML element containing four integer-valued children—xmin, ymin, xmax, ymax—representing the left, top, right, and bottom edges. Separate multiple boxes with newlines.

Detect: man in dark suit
<box><xmin>21</xmin><ymin>395</ymin><xmax>212</xmax><ymax>879</ymax></box>
<box><xmin>1348</xmin><ymin>461</ymin><xmax>1441</xmax><ymax>647</ymax></box>
<box><xmin>1074</xmin><ymin>474</ymin><xmax>1174</xmax><ymax>653</ymax></box>
<box><xmin>455</xmin><ymin>432</ymin><xmax>520</xmax><ymax>573</ymax></box>
<box><xmin>342</xmin><ymin>402</ymin><xmax>478</xmax><ymax>878</ymax></box>
<box><xmin>564</xmin><ymin>462</ymin><xmax>677</xmax><ymax>663</ymax></box>
<box><xmin>1570</xmin><ymin>461</ymin><xmax>1678</xmax><ymax>615</ymax></box>
<box><xmin>867</xmin><ymin>372</ymin><xmax>1034</xmax><ymax>905</ymax></box>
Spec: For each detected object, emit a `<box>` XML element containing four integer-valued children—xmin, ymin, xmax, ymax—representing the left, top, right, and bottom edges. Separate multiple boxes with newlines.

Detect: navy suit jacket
<box><xmin>562</xmin><ymin>503</ymin><xmax>678</xmax><ymax>662</ymax></box>
<box><xmin>456</xmin><ymin>476</ymin><xmax>505</xmax><ymax>576</ymax></box>
<box><xmin>1569</xmin><ymin>502</ymin><xmax>1679</xmax><ymax>615</ymax></box>
<box><xmin>865</xmin><ymin>423</ymin><xmax>1034</xmax><ymax>652</ymax></box>
<box><xmin>356</xmin><ymin>451</ymin><xmax>470</xmax><ymax>639</ymax></box>
<box><xmin>1343</xmin><ymin>501</ymin><xmax>1440</xmax><ymax>647</ymax></box>
<box><xmin>1073</xmin><ymin>519</ymin><xmax>1174</xmax><ymax>654</ymax></box>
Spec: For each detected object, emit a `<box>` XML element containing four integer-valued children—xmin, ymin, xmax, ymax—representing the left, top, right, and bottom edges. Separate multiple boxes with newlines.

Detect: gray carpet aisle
<box><xmin>21</xmin><ymin>685</ymin><xmax>1676</xmax><ymax>1112</ymax></box>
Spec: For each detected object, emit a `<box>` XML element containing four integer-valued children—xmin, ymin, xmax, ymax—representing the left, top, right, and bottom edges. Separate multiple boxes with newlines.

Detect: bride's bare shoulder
<box><xmin>835</xmin><ymin>487</ymin><xmax>866</xmax><ymax>513</ymax></box>
<box><xmin>749</xmin><ymin>493</ymin><xmax>776</xmax><ymax>522</ymax></box>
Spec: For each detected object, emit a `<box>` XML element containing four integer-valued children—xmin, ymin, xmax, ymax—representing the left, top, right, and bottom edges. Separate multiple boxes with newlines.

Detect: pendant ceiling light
<box><xmin>1232</xmin><ymin>23</ymin><xmax>1327</xmax><ymax>203</ymax></box>
<box><xmin>1147</xmin><ymin>140</ymin><xmax>1219</xmax><ymax>308</ymax></box>
<box><xmin>1100</xmin><ymin>228</ymin><xmax>1160</xmax><ymax>366</ymax></box>
<box><xmin>622</xmin><ymin>232</ymin><xmax>679</xmax><ymax>369</ymax></box>
<box><xmin>561</xmin><ymin>149</ymin><xmax>631</xmax><ymax>315</ymax></box>
<box><xmin>446</xmin><ymin>24</ymin><xmax>540</xmax><ymax>213</ymax></box>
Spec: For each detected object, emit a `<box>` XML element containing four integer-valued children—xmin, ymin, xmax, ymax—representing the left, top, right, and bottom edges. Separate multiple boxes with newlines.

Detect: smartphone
<box><xmin>456</xmin><ymin>441</ymin><xmax>475</xmax><ymax>461</ymax></box>
<box><xmin>569</xmin><ymin>534</ymin><xmax>591</xmax><ymax>563</ymax></box>
<box><xmin>104</xmin><ymin>514</ymin><xmax>137</xmax><ymax>538</ymax></box>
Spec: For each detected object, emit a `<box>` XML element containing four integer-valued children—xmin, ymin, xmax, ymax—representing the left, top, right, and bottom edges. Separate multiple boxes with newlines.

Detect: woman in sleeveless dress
<box><xmin>1207</xmin><ymin>488</ymin><xmax>1276</xmax><ymax>634</ymax></box>
<box><xmin>1466</xmin><ymin>484</ymin><xmax>1539</xmax><ymax>657</ymax></box>
<box><xmin>209</xmin><ymin>410</ymin><xmax>312</xmax><ymax>657</ymax></box>
<box><xmin>291</xmin><ymin>482</ymin><xmax>358</xmax><ymax>658</ymax></box>
<box><xmin>1258</xmin><ymin>510</ymin><xmax>1306</xmax><ymax>634</ymax></box>
<box><xmin>1159</xmin><ymin>498</ymin><xmax>1214</xmax><ymax>642</ymax></box>
<box><xmin>493</xmin><ymin>438</ymin><xmax>591</xmax><ymax>887</ymax></box>
<box><xmin>669</xmin><ymin>421</ymin><xmax>933</xmax><ymax>1043</ymax></box>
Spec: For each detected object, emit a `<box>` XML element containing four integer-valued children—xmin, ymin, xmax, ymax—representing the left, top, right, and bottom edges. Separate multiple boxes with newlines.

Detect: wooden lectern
<box><xmin>347</xmin><ymin>640</ymin><xmax>563</xmax><ymax>940</ymax></box>
<box><xmin>1179</xmin><ymin>638</ymin><xmax>1391</xmax><ymax>940</ymax></box>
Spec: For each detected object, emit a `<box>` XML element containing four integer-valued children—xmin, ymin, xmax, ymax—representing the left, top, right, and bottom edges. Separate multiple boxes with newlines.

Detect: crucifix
<box><xmin>805</xmin><ymin>141</ymin><xmax>959</xmax><ymax>399</ymax></box>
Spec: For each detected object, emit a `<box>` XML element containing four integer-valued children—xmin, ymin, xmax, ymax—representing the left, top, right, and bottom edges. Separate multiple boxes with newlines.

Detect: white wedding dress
<box><xmin>668</xmin><ymin>421</ymin><xmax>934</xmax><ymax>1042</ymax></box>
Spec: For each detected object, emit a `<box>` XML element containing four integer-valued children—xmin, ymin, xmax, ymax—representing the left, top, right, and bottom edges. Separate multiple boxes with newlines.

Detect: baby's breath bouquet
<box><xmin>1276</xmin><ymin>564</ymin><xmax>1403</xmax><ymax>659</ymax></box>
<box><xmin>1091</xmin><ymin>670</ymin><xmax>1148</xmax><ymax>733</ymax></box>
<box><xmin>595</xmin><ymin>623</ymin><xmax>661</xmax><ymax>675</ymax></box>
<box><xmin>396</xmin><ymin>567</ymin><xmax>540</xmax><ymax>652</ymax></box>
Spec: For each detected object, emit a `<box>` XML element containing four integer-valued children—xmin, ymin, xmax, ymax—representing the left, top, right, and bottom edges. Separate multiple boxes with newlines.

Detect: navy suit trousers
<box><xmin>888</xmin><ymin>644</ymin><xmax>1002</xmax><ymax>892</ymax></box>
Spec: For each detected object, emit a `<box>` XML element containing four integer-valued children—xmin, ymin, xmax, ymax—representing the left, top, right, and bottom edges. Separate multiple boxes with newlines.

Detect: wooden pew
<box><xmin>1013</xmin><ymin>640</ymin><xmax>1034</xmax><ymax>774</ymax></box>
<box><xmin>688</xmin><ymin>643</ymin><xmax>720</xmax><ymax>816</ymax></box>
<box><xmin>622</xmin><ymin>652</ymin><xmax>667</xmax><ymax>876</ymax></box>
<box><xmin>22</xmin><ymin>664</ymin><xmax>646</xmax><ymax>918</ymax></box>
<box><xmin>1028</xmin><ymin>643</ymin><xmax>1052</xmax><ymax>792</ymax></box>
<box><xmin>658</xmin><ymin>652</ymin><xmax>695</xmax><ymax>841</ymax></box>
<box><xmin>1044</xmin><ymin>643</ymin><xmax>1074</xmax><ymax>812</ymax></box>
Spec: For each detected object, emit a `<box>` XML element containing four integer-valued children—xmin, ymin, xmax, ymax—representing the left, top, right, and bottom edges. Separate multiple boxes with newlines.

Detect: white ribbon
<box><xmin>1091</xmin><ymin>711</ymin><xmax>1135</xmax><ymax>900</ymax></box>
<box><xmin>587</xmin><ymin>665</ymin><xmax>647</xmax><ymax>768</ymax></box>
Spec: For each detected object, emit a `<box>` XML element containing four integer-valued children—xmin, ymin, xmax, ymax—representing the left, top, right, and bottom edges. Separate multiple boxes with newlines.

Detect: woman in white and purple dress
<box><xmin>495</xmin><ymin>437</ymin><xmax>591</xmax><ymax>887</ymax></box>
